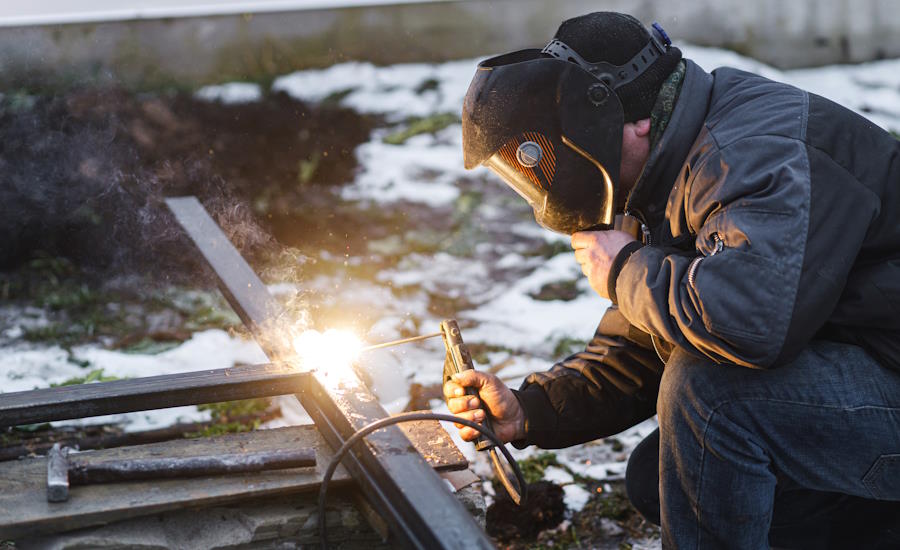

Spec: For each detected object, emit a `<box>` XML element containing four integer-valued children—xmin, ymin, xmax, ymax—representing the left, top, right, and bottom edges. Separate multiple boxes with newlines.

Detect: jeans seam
<box><xmin>861</xmin><ymin>454</ymin><xmax>900</xmax><ymax>500</ymax></box>
<box><xmin>695</xmin><ymin>407</ymin><xmax>716</xmax><ymax>550</ymax></box>
<box><xmin>695</xmin><ymin>399</ymin><xmax>768</xmax><ymax>549</ymax></box>
<box><xmin>711</xmin><ymin>397</ymin><xmax>900</xmax><ymax>414</ymax></box>
<box><xmin>863</xmin><ymin>458</ymin><xmax>886</xmax><ymax>499</ymax></box>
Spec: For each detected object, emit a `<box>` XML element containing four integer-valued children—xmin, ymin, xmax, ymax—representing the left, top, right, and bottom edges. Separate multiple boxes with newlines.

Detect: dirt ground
<box><xmin>0</xmin><ymin>87</ymin><xmax>375</xmax><ymax>277</ymax></box>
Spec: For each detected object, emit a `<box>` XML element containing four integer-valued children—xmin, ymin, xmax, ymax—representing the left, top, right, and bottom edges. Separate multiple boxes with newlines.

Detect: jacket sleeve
<box><xmin>511</xmin><ymin>306</ymin><xmax>663</xmax><ymax>449</ymax></box>
<box><xmin>615</xmin><ymin>135</ymin><xmax>877</xmax><ymax>368</ymax></box>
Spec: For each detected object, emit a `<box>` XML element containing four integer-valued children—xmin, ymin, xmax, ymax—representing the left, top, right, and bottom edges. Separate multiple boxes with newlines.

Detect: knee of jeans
<box><xmin>657</xmin><ymin>348</ymin><xmax>721</xmax><ymax>429</ymax></box>
<box><xmin>625</xmin><ymin>430</ymin><xmax>661</xmax><ymax>526</ymax></box>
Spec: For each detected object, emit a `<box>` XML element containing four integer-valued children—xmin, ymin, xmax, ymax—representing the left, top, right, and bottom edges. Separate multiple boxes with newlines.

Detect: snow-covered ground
<box><xmin>4</xmin><ymin>43</ymin><xmax>900</xmax><ymax>539</ymax></box>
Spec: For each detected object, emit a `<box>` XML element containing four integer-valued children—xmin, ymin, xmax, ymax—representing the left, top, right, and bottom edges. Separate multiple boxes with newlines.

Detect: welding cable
<box><xmin>317</xmin><ymin>411</ymin><xmax>527</xmax><ymax>549</ymax></box>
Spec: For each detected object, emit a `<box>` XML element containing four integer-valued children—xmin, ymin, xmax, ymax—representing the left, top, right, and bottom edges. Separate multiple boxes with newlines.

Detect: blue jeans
<box><xmin>626</xmin><ymin>341</ymin><xmax>900</xmax><ymax>549</ymax></box>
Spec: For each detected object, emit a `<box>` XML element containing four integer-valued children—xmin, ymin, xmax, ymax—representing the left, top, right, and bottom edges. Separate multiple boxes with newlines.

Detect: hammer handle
<box><xmin>68</xmin><ymin>448</ymin><xmax>316</xmax><ymax>485</ymax></box>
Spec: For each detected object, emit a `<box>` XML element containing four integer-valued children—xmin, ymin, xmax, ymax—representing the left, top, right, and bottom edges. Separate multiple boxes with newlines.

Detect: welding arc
<box><xmin>359</xmin><ymin>331</ymin><xmax>443</xmax><ymax>352</ymax></box>
<box><xmin>317</xmin><ymin>412</ymin><xmax>527</xmax><ymax>549</ymax></box>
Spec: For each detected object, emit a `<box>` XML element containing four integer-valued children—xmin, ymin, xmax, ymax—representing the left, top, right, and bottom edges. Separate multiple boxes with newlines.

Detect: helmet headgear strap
<box><xmin>541</xmin><ymin>22</ymin><xmax>672</xmax><ymax>90</ymax></box>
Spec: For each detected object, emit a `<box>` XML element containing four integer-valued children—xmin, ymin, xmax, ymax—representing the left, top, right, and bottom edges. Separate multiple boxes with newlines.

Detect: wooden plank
<box><xmin>0</xmin><ymin>363</ymin><xmax>308</xmax><ymax>428</ymax></box>
<box><xmin>397</xmin><ymin>416</ymin><xmax>467</xmax><ymax>472</ymax></box>
<box><xmin>0</xmin><ymin>407</ymin><xmax>283</xmax><ymax>462</ymax></box>
<box><xmin>0</xmin><ymin>420</ymin><xmax>466</xmax><ymax>539</ymax></box>
<box><xmin>18</xmin><ymin>491</ymin><xmax>393</xmax><ymax>550</ymax></box>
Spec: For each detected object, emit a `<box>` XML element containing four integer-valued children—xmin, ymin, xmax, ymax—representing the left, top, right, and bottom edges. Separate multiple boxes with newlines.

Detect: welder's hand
<box><xmin>571</xmin><ymin>230</ymin><xmax>637</xmax><ymax>299</ymax></box>
<box><xmin>443</xmin><ymin>370</ymin><xmax>525</xmax><ymax>444</ymax></box>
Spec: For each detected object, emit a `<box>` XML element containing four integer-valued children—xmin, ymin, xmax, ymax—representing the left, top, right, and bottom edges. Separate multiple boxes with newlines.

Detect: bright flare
<box><xmin>292</xmin><ymin>329</ymin><xmax>362</xmax><ymax>373</ymax></box>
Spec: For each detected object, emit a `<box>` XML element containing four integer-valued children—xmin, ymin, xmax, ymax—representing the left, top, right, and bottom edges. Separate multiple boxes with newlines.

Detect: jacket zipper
<box><xmin>625</xmin><ymin>209</ymin><xmax>652</xmax><ymax>245</ymax></box>
<box><xmin>625</xmin><ymin>209</ymin><xmax>664</xmax><ymax>362</ymax></box>
<box><xmin>688</xmin><ymin>232</ymin><xmax>723</xmax><ymax>287</ymax></box>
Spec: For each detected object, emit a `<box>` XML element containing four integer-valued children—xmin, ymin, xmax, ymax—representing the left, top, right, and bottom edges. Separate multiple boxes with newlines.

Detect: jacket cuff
<box><xmin>509</xmin><ymin>386</ymin><xmax>557</xmax><ymax>449</ymax></box>
<box><xmin>608</xmin><ymin>241</ymin><xmax>645</xmax><ymax>305</ymax></box>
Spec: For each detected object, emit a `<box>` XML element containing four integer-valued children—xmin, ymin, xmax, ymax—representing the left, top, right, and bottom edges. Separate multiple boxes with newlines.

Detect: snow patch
<box><xmin>563</xmin><ymin>484</ymin><xmax>592</xmax><ymax>513</ymax></box>
<box><xmin>343</xmin><ymin>126</ymin><xmax>466</xmax><ymax>206</ymax></box>
<box><xmin>543</xmin><ymin>465</ymin><xmax>574</xmax><ymax>485</ymax></box>
<box><xmin>195</xmin><ymin>82</ymin><xmax>263</xmax><ymax>104</ymax></box>
<box><xmin>1</xmin><ymin>330</ymin><xmax>267</xmax><ymax>431</ymax></box>
<box><xmin>273</xmin><ymin>58</ymin><xmax>476</xmax><ymax>119</ymax></box>
<box><xmin>462</xmin><ymin>253</ymin><xmax>607</xmax><ymax>353</ymax></box>
<box><xmin>273</xmin><ymin>58</ymin><xmax>483</xmax><ymax>206</ymax></box>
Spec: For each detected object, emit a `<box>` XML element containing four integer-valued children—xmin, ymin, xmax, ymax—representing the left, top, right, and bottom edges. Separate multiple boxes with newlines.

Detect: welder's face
<box><xmin>482</xmin><ymin>133</ymin><xmax>616</xmax><ymax>235</ymax></box>
<box><xmin>618</xmin><ymin>119</ymin><xmax>652</xmax><ymax>193</ymax></box>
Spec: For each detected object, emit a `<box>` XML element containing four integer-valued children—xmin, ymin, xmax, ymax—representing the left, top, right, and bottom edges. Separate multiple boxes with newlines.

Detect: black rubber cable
<box><xmin>317</xmin><ymin>411</ymin><xmax>527</xmax><ymax>549</ymax></box>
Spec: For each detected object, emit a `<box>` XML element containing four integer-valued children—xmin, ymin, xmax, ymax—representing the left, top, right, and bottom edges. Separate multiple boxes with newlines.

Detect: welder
<box><xmin>445</xmin><ymin>11</ymin><xmax>900</xmax><ymax>548</ymax></box>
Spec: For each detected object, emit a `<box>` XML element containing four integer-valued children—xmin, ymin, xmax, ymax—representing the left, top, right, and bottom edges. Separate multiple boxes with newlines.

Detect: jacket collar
<box><xmin>624</xmin><ymin>59</ymin><xmax>714</xmax><ymax>230</ymax></box>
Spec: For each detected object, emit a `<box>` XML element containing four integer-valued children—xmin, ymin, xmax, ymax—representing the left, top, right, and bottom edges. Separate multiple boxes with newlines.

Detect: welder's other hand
<box><xmin>443</xmin><ymin>370</ymin><xmax>525</xmax><ymax>444</ymax></box>
<box><xmin>571</xmin><ymin>230</ymin><xmax>637</xmax><ymax>299</ymax></box>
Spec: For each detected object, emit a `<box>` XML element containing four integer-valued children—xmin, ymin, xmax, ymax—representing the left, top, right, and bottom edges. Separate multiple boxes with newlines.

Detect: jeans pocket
<box><xmin>862</xmin><ymin>454</ymin><xmax>900</xmax><ymax>500</ymax></box>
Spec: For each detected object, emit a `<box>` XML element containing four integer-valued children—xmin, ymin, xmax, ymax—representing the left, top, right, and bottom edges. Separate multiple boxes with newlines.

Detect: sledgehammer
<box><xmin>47</xmin><ymin>443</ymin><xmax>316</xmax><ymax>502</ymax></box>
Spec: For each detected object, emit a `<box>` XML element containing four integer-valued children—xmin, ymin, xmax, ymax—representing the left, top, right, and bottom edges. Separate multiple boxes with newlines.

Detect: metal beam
<box><xmin>165</xmin><ymin>197</ymin><xmax>293</xmax><ymax>355</ymax></box>
<box><xmin>0</xmin><ymin>363</ymin><xmax>306</xmax><ymax>428</ymax></box>
<box><xmin>166</xmin><ymin>197</ymin><xmax>492</xmax><ymax>549</ymax></box>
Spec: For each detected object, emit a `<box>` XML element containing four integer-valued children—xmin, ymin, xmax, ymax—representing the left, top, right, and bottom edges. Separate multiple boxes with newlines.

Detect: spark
<box><xmin>292</xmin><ymin>329</ymin><xmax>363</xmax><ymax>376</ymax></box>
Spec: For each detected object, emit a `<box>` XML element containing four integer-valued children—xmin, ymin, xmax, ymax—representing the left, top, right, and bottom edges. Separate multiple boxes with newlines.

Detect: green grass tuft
<box><xmin>517</xmin><ymin>452</ymin><xmax>561</xmax><ymax>485</ymax></box>
<box><xmin>382</xmin><ymin>112</ymin><xmax>460</xmax><ymax>145</ymax></box>
<box><xmin>186</xmin><ymin>398</ymin><xmax>271</xmax><ymax>438</ymax></box>
<box><xmin>50</xmin><ymin>368</ymin><xmax>121</xmax><ymax>387</ymax></box>
<box><xmin>551</xmin><ymin>336</ymin><xmax>584</xmax><ymax>358</ymax></box>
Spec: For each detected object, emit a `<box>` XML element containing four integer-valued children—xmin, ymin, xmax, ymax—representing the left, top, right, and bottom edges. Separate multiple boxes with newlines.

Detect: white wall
<box><xmin>0</xmin><ymin>0</ymin><xmax>451</xmax><ymax>26</ymax></box>
<box><xmin>1</xmin><ymin>0</ymin><xmax>899</xmax><ymax>91</ymax></box>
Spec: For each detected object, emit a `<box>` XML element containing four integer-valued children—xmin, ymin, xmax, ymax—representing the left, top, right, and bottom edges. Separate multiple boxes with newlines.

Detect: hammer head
<box><xmin>47</xmin><ymin>443</ymin><xmax>70</xmax><ymax>503</ymax></box>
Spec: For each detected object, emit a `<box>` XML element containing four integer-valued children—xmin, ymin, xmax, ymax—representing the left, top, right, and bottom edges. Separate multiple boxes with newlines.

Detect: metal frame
<box><xmin>2</xmin><ymin>197</ymin><xmax>492</xmax><ymax>548</ymax></box>
<box><xmin>0</xmin><ymin>362</ymin><xmax>306</xmax><ymax>427</ymax></box>
<box><xmin>2</xmin><ymin>197</ymin><xmax>493</xmax><ymax>547</ymax></box>
<box><xmin>1</xmin><ymin>197</ymin><xmax>492</xmax><ymax>548</ymax></box>
<box><xmin>169</xmin><ymin>197</ymin><xmax>493</xmax><ymax>548</ymax></box>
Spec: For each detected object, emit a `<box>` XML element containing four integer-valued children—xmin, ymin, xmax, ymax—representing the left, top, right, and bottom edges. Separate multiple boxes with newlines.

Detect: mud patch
<box><xmin>487</xmin><ymin>481</ymin><xmax>566</xmax><ymax>542</ymax></box>
<box><xmin>487</xmin><ymin>479</ymin><xmax>659</xmax><ymax>549</ymax></box>
<box><xmin>0</xmin><ymin>87</ymin><xmax>376</xmax><ymax>279</ymax></box>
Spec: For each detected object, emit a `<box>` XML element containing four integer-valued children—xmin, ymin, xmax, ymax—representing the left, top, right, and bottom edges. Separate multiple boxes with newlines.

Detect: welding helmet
<box><xmin>462</xmin><ymin>20</ymin><xmax>675</xmax><ymax>234</ymax></box>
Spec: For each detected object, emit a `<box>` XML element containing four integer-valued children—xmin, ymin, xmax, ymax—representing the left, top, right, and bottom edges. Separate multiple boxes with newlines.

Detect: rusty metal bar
<box><xmin>0</xmin><ymin>362</ymin><xmax>306</xmax><ymax>428</ymax></box>
<box><xmin>165</xmin><ymin>196</ymin><xmax>492</xmax><ymax>549</ymax></box>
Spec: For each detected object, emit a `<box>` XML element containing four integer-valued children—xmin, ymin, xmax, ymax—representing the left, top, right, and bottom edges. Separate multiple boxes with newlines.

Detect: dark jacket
<box><xmin>513</xmin><ymin>60</ymin><xmax>900</xmax><ymax>448</ymax></box>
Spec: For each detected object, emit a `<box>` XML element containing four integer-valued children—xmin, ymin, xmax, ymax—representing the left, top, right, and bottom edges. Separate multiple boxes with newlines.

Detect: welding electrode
<box><xmin>359</xmin><ymin>331</ymin><xmax>443</xmax><ymax>352</ymax></box>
